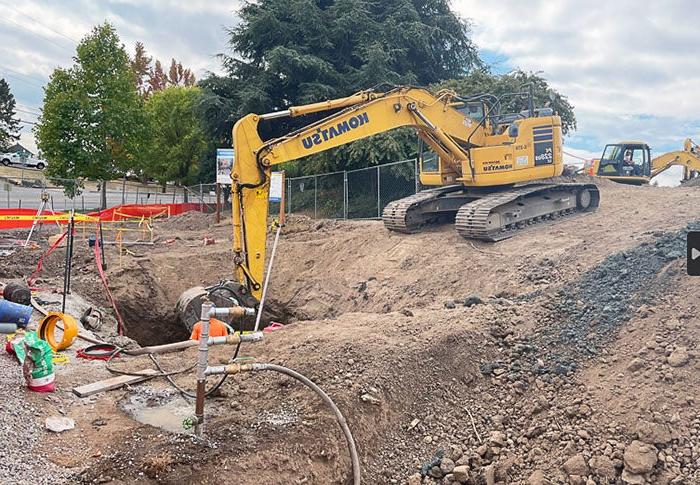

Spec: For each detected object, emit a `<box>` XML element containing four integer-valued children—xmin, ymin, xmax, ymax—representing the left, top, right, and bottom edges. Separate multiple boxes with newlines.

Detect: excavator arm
<box><xmin>230</xmin><ymin>86</ymin><xmax>487</xmax><ymax>299</ymax></box>
<box><xmin>650</xmin><ymin>138</ymin><xmax>700</xmax><ymax>178</ymax></box>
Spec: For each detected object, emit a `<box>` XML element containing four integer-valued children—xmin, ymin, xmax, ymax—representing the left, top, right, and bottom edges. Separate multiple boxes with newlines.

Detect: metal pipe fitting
<box><xmin>205</xmin><ymin>362</ymin><xmax>255</xmax><ymax>376</ymax></box>
<box><xmin>210</xmin><ymin>306</ymin><xmax>256</xmax><ymax>318</ymax></box>
<box><xmin>194</xmin><ymin>299</ymin><xmax>214</xmax><ymax>435</ymax></box>
<box><xmin>207</xmin><ymin>331</ymin><xmax>264</xmax><ymax>346</ymax></box>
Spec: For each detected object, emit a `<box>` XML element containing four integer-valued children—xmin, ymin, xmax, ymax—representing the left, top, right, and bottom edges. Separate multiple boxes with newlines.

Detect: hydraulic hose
<box><xmin>250</xmin><ymin>363</ymin><xmax>361</xmax><ymax>485</ymax></box>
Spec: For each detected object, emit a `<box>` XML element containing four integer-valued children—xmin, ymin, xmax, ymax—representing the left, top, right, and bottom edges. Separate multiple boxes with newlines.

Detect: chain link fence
<box><xmin>0</xmin><ymin>165</ymin><xmax>203</xmax><ymax>211</ymax></box>
<box><xmin>1</xmin><ymin>159</ymin><xmax>419</xmax><ymax>218</ymax></box>
<box><xmin>287</xmin><ymin>159</ymin><xmax>418</xmax><ymax>220</ymax></box>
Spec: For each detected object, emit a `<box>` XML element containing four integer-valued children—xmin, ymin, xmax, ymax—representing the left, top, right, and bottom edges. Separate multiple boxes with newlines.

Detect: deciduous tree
<box><xmin>36</xmin><ymin>23</ymin><xmax>145</xmax><ymax>207</ymax></box>
<box><xmin>143</xmin><ymin>86</ymin><xmax>208</xmax><ymax>191</ymax></box>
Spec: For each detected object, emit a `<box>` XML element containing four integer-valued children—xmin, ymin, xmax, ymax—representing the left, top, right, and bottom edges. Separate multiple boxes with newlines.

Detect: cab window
<box><xmin>421</xmin><ymin>150</ymin><xmax>439</xmax><ymax>172</ymax></box>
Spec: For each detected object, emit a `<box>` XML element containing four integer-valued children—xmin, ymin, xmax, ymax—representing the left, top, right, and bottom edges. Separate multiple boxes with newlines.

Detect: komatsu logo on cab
<box><xmin>302</xmin><ymin>112</ymin><xmax>369</xmax><ymax>149</ymax></box>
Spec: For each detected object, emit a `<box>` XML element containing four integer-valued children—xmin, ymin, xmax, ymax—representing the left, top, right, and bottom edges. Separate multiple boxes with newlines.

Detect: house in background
<box><xmin>7</xmin><ymin>143</ymin><xmax>34</xmax><ymax>158</ymax></box>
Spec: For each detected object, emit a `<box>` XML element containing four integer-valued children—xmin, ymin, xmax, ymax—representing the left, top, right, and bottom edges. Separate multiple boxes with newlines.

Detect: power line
<box><xmin>0</xmin><ymin>4</ymin><xmax>79</xmax><ymax>45</ymax></box>
<box><xmin>16</xmin><ymin>103</ymin><xmax>41</xmax><ymax>113</ymax></box>
<box><xmin>19</xmin><ymin>119</ymin><xmax>37</xmax><ymax>126</ymax></box>
<box><xmin>0</xmin><ymin>15</ymin><xmax>75</xmax><ymax>54</ymax></box>
<box><xmin>0</xmin><ymin>66</ymin><xmax>46</xmax><ymax>89</ymax></box>
<box><xmin>15</xmin><ymin>108</ymin><xmax>40</xmax><ymax>116</ymax></box>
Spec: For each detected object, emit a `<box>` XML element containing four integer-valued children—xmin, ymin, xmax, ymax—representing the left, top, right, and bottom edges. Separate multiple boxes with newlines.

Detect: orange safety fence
<box><xmin>0</xmin><ymin>202</ymin><xmax>206</xmax><ymax>230</ymax></box>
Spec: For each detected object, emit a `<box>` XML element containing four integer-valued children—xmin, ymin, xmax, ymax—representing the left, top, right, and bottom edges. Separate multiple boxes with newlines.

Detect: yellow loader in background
<box><xmin>585</xmin><ymin>138</ymin><xmax>700</xmax><ymax>185</ymax></box>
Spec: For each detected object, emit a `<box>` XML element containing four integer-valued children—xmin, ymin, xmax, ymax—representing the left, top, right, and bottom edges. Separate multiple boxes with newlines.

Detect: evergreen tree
<box><xmin>200</xmin><ymin>0</ymin><xmax>482</xmax><ymax>172</ymax></box>
<box><xmin>0</xmin><ymin>78</ymin><xmax>20</xmax><ymax>151</ymax></box>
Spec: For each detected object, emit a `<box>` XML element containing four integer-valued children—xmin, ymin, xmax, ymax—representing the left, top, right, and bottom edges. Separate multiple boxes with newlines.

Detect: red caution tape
<box><xmin>27</xmin><ymin>230</ymin><xmax>69</xmax><ymax>286</ymax></box>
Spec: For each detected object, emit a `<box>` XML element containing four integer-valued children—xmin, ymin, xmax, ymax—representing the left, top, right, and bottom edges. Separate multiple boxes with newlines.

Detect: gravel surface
<box><xmin>481</xmin><ymin>222</ymin><xmax>698</xmax><ymax>379</ymax></box>
<box><xmin>0</xmin><ymin>351</ymin><xmax>72</xmax><ymax>484</ymax></box>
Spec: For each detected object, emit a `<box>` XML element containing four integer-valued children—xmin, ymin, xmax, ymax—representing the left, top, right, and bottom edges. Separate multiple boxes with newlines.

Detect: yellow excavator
<box><xmin>585</xmin><ymin>138</ymin><xmax>700</xmax><ymax>185</ymax></box>
<box><xmin>228</xmin><ymin>85</ymin><xmax>600</xmax><ymax>302</ymax></box>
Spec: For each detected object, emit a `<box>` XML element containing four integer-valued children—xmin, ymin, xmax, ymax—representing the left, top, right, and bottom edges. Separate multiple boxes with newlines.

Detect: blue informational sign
<box><xmin>216</xmin><ymin>149</ymin><xmax>235</xmax><ymax>185</ymax></box>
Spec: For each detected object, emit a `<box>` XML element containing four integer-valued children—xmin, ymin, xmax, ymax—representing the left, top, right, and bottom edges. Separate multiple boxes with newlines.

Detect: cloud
<box><xmin>0</xmin><ymin>0</ymin><xmax>241</xmax><ymax>153</ymax></box>
<box><xmin>454</xmin><ymin>0</ymin><xmax>700</xmax><ymax>184</ymax></box>
<box><xmin>2</xmin><ymin>0</ymin><xmax>698</xmax><ymax>189</ymax></box>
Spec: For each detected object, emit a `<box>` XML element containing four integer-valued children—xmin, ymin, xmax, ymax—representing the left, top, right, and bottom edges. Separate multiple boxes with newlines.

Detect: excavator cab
<box><xmin>596</xmin><ymin>142</ymin><xmax>651</xmax><ymax>185</ymax></box>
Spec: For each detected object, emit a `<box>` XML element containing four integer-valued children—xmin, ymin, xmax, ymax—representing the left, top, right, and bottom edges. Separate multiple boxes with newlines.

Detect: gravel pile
<box><xmin>482</xmin><ymin>222</ymin><xmax>699</xmax><ymax>380</ymax></box>
<box><xmin>0</xmin><ymin>352</ymin><xmax>71</xmax><ymax>484</ymax></box>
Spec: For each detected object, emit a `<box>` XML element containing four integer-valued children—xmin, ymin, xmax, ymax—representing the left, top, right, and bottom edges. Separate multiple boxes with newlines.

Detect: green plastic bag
<box><xmin>13</xmin><ymin>332</ymin><xmax>55</xmax><ymax>392</ymax></box>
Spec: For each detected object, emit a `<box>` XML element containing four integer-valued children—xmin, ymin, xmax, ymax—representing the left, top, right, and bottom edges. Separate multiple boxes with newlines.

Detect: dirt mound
<box><xmin>539</xmin><ymin>172</ymin><xmax>618</xmax><ymax>187</ymax></box>
<box><xmin>680</xmin><ymin>176</ymin><xmax>700</xmax><ymax>187</ymax></box>
<box><xmin>6</xmin><ymin>181</ymin><xmax>700</xmax><ymax>484</ymax></box>
<box><xmin>156</xmin><ymin>211</ymin><xmax>216</xmax><ymax>231</ymax></box>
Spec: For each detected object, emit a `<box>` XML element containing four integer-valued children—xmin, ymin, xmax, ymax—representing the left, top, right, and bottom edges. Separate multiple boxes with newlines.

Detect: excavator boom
<box><xmin>230</xmin><ymin>86</ymin><xmax>597</xmax><ymax>301</ymax></box>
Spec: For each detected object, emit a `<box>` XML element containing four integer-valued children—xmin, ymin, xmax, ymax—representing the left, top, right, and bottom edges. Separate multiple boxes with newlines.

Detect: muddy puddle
<box><xmin>119</xmin><ymin>388</ymin><xmax>196</xmax><ymax>434</ymax></box>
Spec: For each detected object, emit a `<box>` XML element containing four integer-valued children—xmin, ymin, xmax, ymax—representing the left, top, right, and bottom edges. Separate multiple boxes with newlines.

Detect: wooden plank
<box><xmin>72</xmin><ymin>369</ymin><xmax>159</xmax><ymax>397</ymax></box>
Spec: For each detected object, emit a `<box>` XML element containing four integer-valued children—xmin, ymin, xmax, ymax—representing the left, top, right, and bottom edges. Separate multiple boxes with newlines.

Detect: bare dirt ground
<box><xmin>1</xmin><ymin>179</ymin><xmax>699</xmax><ymax>484</ymax></box>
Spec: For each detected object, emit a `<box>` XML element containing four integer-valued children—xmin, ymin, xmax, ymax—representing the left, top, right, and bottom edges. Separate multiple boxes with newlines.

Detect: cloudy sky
<box><xmin>1</xmin><ymin>0</ymin><xmax>696</xmax><ymax>184</ymax></box>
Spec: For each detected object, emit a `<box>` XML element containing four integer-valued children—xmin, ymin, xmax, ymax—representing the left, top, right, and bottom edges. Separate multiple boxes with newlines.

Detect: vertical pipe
<box><xmin>195</xmin><ymin>299</ymin><xmax>214</xmax><ymax>436</ymax></box>
<box><xmin>66</xmin><ymin>214</ymin><xmax>74</xmax><ymax>295</ymax></box>
<box><xmin>99</xmin><ymin>221</ymin><xmax>107</xmax><ymax>271</ymax></box>
<box><xmin>254</xmin><ymin>224</ymin><xmax>281</xmax><ymax>332</ymax></box>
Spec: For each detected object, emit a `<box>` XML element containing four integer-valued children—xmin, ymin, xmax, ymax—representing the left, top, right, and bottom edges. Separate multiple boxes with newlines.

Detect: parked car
<box><xmin>0</xmin><ymin>152</ymin><xmax>47</xmax><ymax>170</ymax></box>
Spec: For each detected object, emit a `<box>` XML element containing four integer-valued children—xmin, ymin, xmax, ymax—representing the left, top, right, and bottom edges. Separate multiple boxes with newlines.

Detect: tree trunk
<box><xmin>100</xmin><ymin>180</ymin><xmax>107</xmax><ymax>210</ymax></box>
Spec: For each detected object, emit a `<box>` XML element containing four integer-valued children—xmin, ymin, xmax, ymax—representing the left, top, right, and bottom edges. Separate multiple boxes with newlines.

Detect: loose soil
<box><xmin>1</xmin><ymin>179</ymin><xmax>699</xmax><ymax>484</ymax></box>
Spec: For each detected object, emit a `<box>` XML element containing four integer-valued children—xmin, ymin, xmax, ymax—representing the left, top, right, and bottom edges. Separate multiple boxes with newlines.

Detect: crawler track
<box><xmin>383</xmin><ymin>183</ymin><xmax>600</xmax><ymax>241</ymax></box>
<box><xmin>455</xmin><ymin>183</ymin><xmax>600</xmax><ymax>241</ymax></box>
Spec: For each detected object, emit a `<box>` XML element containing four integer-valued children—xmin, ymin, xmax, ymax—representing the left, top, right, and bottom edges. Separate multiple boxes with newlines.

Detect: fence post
<box><xmin>314</xmin><ymin>175</ymin><xmax>317</xmax><ymax>219</ymax></box>
<box><xmin>377</xmin><ymin>165</ymin><xmax>381</xmax><ymax>218</ymax></box>
<box><xmin>415</xmin><ymin>158</ymin><xmax>419</xmax><ymax>193</ymax></box>
<box><xmin>343</xmin><ymin>171</ymin><xmax>348</xmax><ymax>220</ymax></box>
<box><xmin>287</xmin><ymin>179</ymin><xmax>292</xmax><ymax>215</ymax></box>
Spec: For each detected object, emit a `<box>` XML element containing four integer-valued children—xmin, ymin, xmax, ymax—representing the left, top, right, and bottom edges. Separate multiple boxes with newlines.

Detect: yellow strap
<box><xmin>52</xmin><ymin>352</ymin><xmax>70</xmax><ymax>365</ymax></box>
<box><xmin>0</xmin><ymin>214</ymin><xmax>96</xmax><ymax>222</ymax></box>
